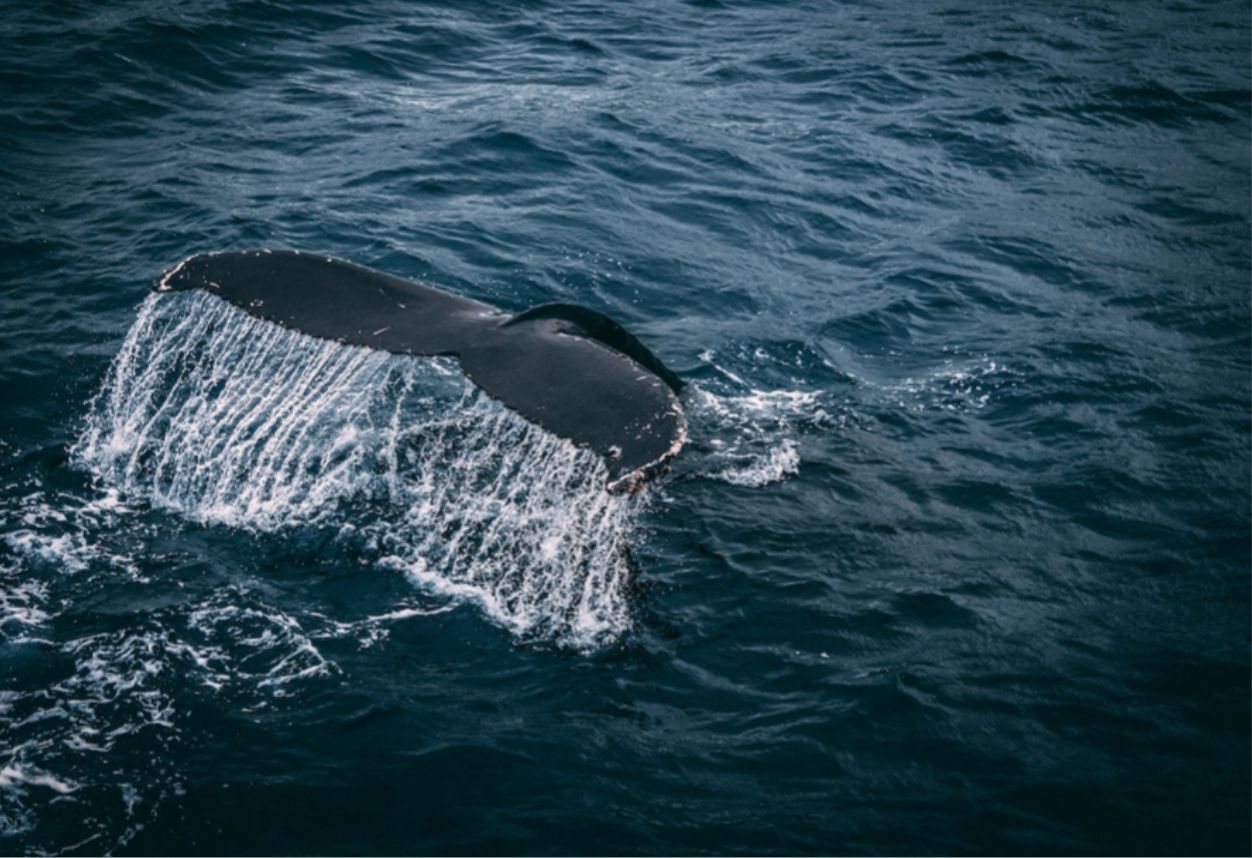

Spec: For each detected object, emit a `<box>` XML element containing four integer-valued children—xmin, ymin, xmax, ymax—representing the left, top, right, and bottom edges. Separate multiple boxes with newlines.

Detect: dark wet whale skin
<box><xmin>157</xmin><ymin>249</ymin><xmax>686</xmax><ymax>488</ymax></box>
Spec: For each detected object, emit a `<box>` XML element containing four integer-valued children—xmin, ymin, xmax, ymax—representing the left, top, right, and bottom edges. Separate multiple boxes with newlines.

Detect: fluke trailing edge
<box><xmin>155</xmin><ymin>250</ymin><xmax>686</xmax><ymax>490</ymax></box>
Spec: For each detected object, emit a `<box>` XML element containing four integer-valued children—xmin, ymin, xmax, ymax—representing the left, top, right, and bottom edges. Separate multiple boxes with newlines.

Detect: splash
<box><xmin>679</xmin><ymin>349</ymin><xmax>836</xmax><ymax>488</ymax></box>
<box><xmin>684</xmin><ymin>387</ymin><xmax>809</xmax><ymax>486</ymax></box>
<box><xmin>73</xmin><ymin>291</ymin><xmax>638</xmax><ymax>648</ymax></box>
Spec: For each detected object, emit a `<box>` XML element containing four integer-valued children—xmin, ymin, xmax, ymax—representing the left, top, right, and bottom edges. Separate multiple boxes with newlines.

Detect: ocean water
<box><xmin>1</xmin><ymin>1</ymin><xmax>1249</xmax><ymax>854</ymax></box>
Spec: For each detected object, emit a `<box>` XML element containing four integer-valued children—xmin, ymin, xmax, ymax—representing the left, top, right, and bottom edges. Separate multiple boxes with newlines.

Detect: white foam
<box><xmin>0</xmin><ymin>576</ymin><xmax>49</xmax><ymax>632</ymax></box>
<box><xmin>681</xmin><ymin>383</ymin><xmax>819</xmax><ymax>488</ymax></box>
<box><xmin>308</xmin><ymin>604</ymin><xmax>457</xmax><ymax>648</ymax></box>
<box><xmin>677</xmin><ymin>348</ymin><xmax>847</xmax><ymax>487</ymax></box>
<box><xmin>186</xmin><ymin>597</ymin><xmax>335</xmax><ymax>693</ymax></box>
<box><xmin>714</xmin><ymin>438</ymin><xmax>800</xmax><ymax>487</ymax></box>
<box><xmin>0</xmin><ymin>488</ymin><xmax>143</xmax><ymax>589</ymax></box>
<box><xmin>0</xmin><ymin>764</ymin><xmax>77</xmax><ymax>795</ymax></box>
<box><xmin>2</xmin><ymin>531</ymin><xmax>94</xmax><ymax>574</ymax></box>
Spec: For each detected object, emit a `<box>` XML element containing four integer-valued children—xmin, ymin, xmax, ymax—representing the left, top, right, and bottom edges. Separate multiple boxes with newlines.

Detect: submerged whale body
<box><xmin>155</xmin><ymin>250</ymin><xmax>686</xmax><ymax>490</ymax></box>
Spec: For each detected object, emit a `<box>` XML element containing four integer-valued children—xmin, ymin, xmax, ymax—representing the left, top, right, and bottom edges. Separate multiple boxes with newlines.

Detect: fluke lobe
<box><xmin>156</xmin><ymin>250</ymin><xmax>686</xmax><ymax>491</ymax></box>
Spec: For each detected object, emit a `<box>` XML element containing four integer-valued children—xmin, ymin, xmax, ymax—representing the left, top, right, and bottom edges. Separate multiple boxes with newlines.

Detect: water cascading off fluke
<box><xmin>74</xmin><ymin>289</ymin><xmax>642</xmax><ymax>648</ymax></box>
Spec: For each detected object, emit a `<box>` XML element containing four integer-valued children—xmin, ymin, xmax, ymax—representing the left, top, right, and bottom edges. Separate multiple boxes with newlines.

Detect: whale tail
<box><xmin>156</xmin><ymin>250</ymin><xmax>686</xmax><ymax>489</ymax></box>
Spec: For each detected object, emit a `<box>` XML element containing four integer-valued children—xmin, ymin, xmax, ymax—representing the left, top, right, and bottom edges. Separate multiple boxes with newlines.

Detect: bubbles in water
<box><xmin>677</xmin><ymin>349</ymin><xmax>835</xmax><ymax>488</ymax></box>
<box><xmin>684</xmin><ymin>388</ymin><xmax>808</xmax><ymax>486</ymax></box>
<box><xmin>73</xmin><ymin>291</ymin><xmax>640</xmax><ymax>649</ymax></box>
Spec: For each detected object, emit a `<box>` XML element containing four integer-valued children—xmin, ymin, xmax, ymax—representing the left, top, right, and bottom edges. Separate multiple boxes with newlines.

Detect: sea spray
<box><xmin>74</xmin><ymin>291</ymin><xmax>638</xmax><ymax>648</ymax></box>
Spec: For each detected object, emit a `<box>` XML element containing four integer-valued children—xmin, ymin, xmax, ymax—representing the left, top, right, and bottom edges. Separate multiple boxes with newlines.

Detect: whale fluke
<box><xmin>156</xmin><ymin>250</ymin><xmax>685</xmax><ymax>489</ymax></box>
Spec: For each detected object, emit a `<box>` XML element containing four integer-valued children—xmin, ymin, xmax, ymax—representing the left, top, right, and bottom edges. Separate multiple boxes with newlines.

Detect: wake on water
<box><xmin>71</xmin><ymin>291</ymin><xmax>822</xmax><ymax>648</ymax></box>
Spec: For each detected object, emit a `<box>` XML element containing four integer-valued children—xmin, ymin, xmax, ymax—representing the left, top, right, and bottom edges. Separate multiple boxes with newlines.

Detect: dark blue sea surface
<box><xmin>1</xmin><ymin>1</ymin><xmax>1249</xmax><ymax>854</ymax></box>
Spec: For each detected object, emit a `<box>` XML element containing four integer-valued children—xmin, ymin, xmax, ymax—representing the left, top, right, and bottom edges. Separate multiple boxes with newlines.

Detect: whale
<box><xmin>155</xmin><ymin>250</ymin><xmax>686</xmax><ymax>490</ymax></box>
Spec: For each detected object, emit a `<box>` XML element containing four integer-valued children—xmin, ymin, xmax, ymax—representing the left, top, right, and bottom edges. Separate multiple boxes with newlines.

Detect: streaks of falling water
<box><xmin>74</xmin><ymin>291</ymin><xmax>639</xmax><ymax>648</ymax></box>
